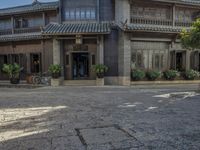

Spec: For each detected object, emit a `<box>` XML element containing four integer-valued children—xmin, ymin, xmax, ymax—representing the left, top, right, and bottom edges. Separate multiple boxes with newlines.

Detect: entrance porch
<box><xmin>44</xmin><ymin>22</ymin><xmax>111</xmax><ymax>84</ymax></box>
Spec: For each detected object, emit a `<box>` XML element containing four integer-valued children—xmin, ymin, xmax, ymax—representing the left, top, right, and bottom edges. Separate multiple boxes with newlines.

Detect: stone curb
<box><xmin>131</xmin><ymin>80</ymin><xmax>200</xmax><ymax>85</ymax></box>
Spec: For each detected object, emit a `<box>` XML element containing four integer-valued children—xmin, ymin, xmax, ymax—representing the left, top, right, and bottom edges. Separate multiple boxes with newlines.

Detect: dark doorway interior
<box><xmin>176</xmin><ymin>52</ymin><xmax>183</xmax><ymax>71</ymax></box>
<box><xmin>30</xmin><ymin>53</ymin><xmax>41</xmax><ymax>74</ymax></box>
<box><xmin>72</xmin><ymin>53</ymin><xmax>89</xmax><ymax>79</ymax></box>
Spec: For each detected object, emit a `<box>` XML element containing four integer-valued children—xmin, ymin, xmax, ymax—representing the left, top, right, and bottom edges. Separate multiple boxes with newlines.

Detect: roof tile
<box><xmin>0</xmin><ymin>1</ymin><xmax>58</xmax><ymax>16</ymax></box>
<box><xmin>42</xmin><ymin>22</ymin><xmax>112</xmax><ymax>35</ymax></box>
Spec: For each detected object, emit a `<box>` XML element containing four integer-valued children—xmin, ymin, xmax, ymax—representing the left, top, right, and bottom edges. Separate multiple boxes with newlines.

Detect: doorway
<box><xmin>72</xmin><ymin>53</ymin><xmax>89</xmax><ymax>79</ymax></box>
<box><xmin>170</xmin><ymin>51</ymin><xmax>186</xmax><ymax>71</ymax></box>
<box><xmin>176</xmin><ymin>52</ymin><xmax>183</xmax><ymax>71</ymax></box>
<box><xmin>30</xmin><ymin>53</ymin><xmax>42</xmax><ymax>74</ymax></box>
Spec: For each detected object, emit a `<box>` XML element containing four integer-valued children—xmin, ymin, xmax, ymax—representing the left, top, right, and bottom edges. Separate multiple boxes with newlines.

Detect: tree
<box><xmin>181</xmin><ymin>19</ymin><xmax>200</xmax><ymax>50</ymax></box>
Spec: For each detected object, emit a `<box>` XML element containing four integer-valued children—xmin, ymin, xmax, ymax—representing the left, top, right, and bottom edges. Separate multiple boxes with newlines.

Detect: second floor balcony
<box><xmin>0</xmin><ymin>26</ymin><xmax>41</xmax><ymax>35</ymax></box>
<box><xmin>130</xmin><ymin>17</ymin><xmax>173</xmax><ymax>26</ymax></box>
<box><xmin>129</xmin><ymin>1</ymin><xmax>199</xmax><ymax>30</ymax></box>
<box><xmin>0</xmin><ymin>29</ymin><xmax>12</xmax><ymax>35</ymax></box>
<box><xmin>130</xmin><ymin>17</ymin><xmax>194</xmax><ymax>28</ymax></box>
<box><xmin>14</xmin><ymin>27</ymin><xmax>41</xmax><ymax>34</ymax></box>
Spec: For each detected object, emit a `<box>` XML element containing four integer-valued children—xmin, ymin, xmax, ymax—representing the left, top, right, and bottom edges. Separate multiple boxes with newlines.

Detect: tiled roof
<box><xmin>122</xmin><ymin>24</ymin><xmax>191</xmax><ymax>33</ymax></box>
<box><xmin>174</xmin><ymin>0</ymin><xmax>200</xmax><ymax>4</ymax></box>
<box><xmin>0</xmin><ymin>1</ymin><xmax>58</xmax><ymax>16</ymax></box>
<box><xmin>42</xmin><ymin>22</ymin><xmax>112</xmax><ymax>35</ymax></box>
<box><xmin>0</xmin><ymin>32</ymin><xmax>45</xmax><ymax>42</ymax></box>
<box><xmin>153</xmin><ymin>0</ymin><xmax>200</xmax><ymax>5</ymax></box>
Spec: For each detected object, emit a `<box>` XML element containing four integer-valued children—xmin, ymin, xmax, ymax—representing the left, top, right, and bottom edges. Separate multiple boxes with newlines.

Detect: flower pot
<box><xmin>51</xmin><ymin>78</ymin><xmax>63</xmax><ymax>86</ymax></box>
<box><xmin>26</xmin><ymin>75</ymin><xmax>33</xmax><ymax>84</ymax></box>
<box><xmin>52</xmin><ymin>72</ymin><xmax>61</xmax><ymax>79</ymax></box>
<box><xmin>96</xmin><ymin>73</ymin><xmax>104</xmax><ymax>79</ymax></box>
<box><xmin>96</xmin><ymin>78</ymin><xmax>104</xmax><ymax>86</ymax></box>
<box><xmin>10</xmin><ymin>78</ymin><xmax>20</xmax><ymax>84</ymax></box>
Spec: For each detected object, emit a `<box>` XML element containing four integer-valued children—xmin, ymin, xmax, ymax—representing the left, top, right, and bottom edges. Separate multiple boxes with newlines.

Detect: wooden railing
<box><xmin>14</xmin><ymin>27</ymin><xmax>41</xmax><ymax>34</ymax></box>
<box><xmin>130</xmin><ymin>17</ymin><xmax>173</xmax><ymax>26</ymax></box>
<box><xmin>0</xmin><ymin>27</ymin><xmax>41</xmax><ymax>35</ymax></box>
<box><xmin>0</xmin><ymin>29</ymin><xmax>12</xmax><ymax>35</ymax></box>
<box><xmin>175</xmin><ymin>21</ymin><xmax>193</xmax><ymax>27</ymax></box>
<box><xmin>130</xmin><ymin>17</ymin><xmax>193</xmax><ymax>28</ymax></box>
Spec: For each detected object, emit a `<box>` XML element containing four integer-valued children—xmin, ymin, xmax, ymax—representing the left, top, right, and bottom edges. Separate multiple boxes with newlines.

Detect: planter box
<box><xmin>96</xmin><ymin>78</ymin><xmax>104</xmax><ymax>86</ymax></box>
<box><xmin>51</xmin><ymin>78</ymin><xmax>63</xmax><ymax>86</ymax></box>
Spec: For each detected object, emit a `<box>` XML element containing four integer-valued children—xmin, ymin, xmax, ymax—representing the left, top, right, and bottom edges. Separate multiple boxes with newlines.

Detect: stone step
<box><xmin>63</xmin><ymin>80</ymin><xmax>96</xmax><ymax>86</ymax></box>
<box><xmin>0</xmin><ymin>80</ymin><xmax>44</xmax><ymax>88</ymax></box>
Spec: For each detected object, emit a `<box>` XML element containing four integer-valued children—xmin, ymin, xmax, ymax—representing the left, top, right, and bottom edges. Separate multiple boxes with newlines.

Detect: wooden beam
<box><xmin>56</xmin><ymin>36</ymin><xmax>97</xmax><ymax>40</ymax></box>
<box><xmin>131</xmin><ymin>37</ymin><xmax>172</xmax><ymax>42</ymax></box>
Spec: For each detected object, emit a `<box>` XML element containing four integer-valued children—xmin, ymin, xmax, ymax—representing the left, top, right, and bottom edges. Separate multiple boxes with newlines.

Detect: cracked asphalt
<box><xmin>0</xmin><ymin>84</ymin><xmax>200</xmax><ymax>150</ymax></box>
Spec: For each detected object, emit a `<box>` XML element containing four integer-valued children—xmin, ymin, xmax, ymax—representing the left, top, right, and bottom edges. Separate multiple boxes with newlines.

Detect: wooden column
<box><xmin>96</xmin><ymin>0</ymin><xmax>100</xmax><ymax>22</ymax></box>
<box><xmin>186</xmin><ymin>50</ymin><xmax>190</xmax><ymax>70</ymax></box>
<box><xmin>42</xmin><ymin>12</ymin><xmax>46</xmax><ymax>26</ymax></box>
<box><xmin>53</xmin><ymin>38</ymin><xmax>61</xmax><ymax>65</ymax></box>
<box><xmin>11</xmin><ymin>16</ymin><xmax>14</xmax><ymax>34</ymax></box>
<box><xmin>172</xmin><ymin>4</ymin><xmax>176</xmax><ymax>27</ymax></box>
<box><xmin>97</xmin><ymin>35</ymin><xmax>104</xmax><ymax>64</ymax></box>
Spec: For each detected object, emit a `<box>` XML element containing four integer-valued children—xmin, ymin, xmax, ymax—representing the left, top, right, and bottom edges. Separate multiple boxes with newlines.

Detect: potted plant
<box><xmin>92</xmin><ymin>64</ymin><xmax>108</xmax><ymax>86</ymax></box>
<box><xmin>48</xmin><ymin>64</ymin><xmax>62</xmax><ymax>86</ymax></box>
<box><xmin>48</xmin><ymin>64</ymin><xmax>61</xmax><ymax>79</ymax></box>
<box><xmin>2</xmin><ymin>63</ymin><xmax>22</xmax><ymax>84</ymax></box>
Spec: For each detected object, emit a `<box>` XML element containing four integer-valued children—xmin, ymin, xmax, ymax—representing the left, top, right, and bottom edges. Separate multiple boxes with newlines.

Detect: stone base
<box><xmin>118</xmin><ymin>76</ymin><xmax>131</xmax><ymax>86</ymax></box>
<box><xmin>96</xmin><ymin>78</ymin><xmax>104</xmax><ymax>86</ymax></box>
<box><xmin>104</xmin><ymin>76</ymin><xmax>131</xmax><ymax>86</ymax></box>
<box><xmin>51</xmin><ymin>78</ymin><xmax>63</xmax><ymax>87</ymax></box>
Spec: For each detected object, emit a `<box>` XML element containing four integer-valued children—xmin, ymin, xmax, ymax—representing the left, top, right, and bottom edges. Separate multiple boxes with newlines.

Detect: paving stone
<box><xmin>51</xmin><ymin>136</ymin><xmax>85</xmax><ymax>150</ymax></box>
<box><xmin>0</xmin><ymin>85</ymin><xmax>199</xmax><ymax>149</ymax></box>
<box><xmin>87</xmin><ymin>143</ymin><xmax>114</xmax><ymax>150</ymax></box>
<box><xmin>79</xmin><ymin>126</ymin><xmax>131</xmax><ymax>145</ymax></box>
<box><xmin>112</xmin><ymin>139</ymin><xmax>143</xmax><ymax>149</ymax></box>
<box><xmin>18</xmin><ymin>138</ymin><xmax>51</xmax><ymax>150</ymax></box>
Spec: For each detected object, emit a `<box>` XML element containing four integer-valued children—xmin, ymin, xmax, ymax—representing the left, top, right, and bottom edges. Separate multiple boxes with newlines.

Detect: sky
<box><xmin>0</xmin><ymin>0</ymin><xmax>57</xmax><ymax>9</ymax></box>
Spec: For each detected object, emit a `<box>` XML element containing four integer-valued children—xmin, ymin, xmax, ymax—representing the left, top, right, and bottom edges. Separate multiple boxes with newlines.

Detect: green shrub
<box><xmin>92</xmin><ymin>64</ymin><xmax>108</xmax><ymax>78</ymax></box>
<box><xmin>2</xmin><ymin>63</ymin><xmax>21</xmax><ymax>79</ymax></box>
<box><xmin>184</xmin><ymin>70</ymin><xmax>199</xmax><ymax>80</ymax></box>
<box><xmin>48</xmin><ymin>64</ymin><xmax>62</xmax><ymax>78</ymax></box>
<box><xmin>131</xmin><ymin>69</ymin><xmax>145</xmax><ymax>81</ymax></box>
<box><xmin>146</xmin><ymin>70</ymin><xmax>161</xmax><ymax>81</ymax></box>
<box><xmin>48</xmin><ymin>64</ymin><xmax>61</xmax><ymax>74</ymax></box>
<box><xmin>163</xmin><ymin>70</ymin><xmax>179</xmax><ymax>80</ymax></box>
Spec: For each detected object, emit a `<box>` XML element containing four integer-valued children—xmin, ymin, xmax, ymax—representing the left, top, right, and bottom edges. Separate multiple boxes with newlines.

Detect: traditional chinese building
<box><xmin>0</xmin><ymin>0</ymin><xmax>200</xmax><ymax>85</ymax></box>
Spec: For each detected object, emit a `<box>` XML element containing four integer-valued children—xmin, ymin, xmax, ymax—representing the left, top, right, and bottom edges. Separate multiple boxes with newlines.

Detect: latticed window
<box><xmin>152</xmin><ymin>53</ymin><xmax>164</xmax><ymax>71</ymax></box>
<box><xmin>131</xmin><ymin>5</ymin><xmax>170</xmax><ymax>20</ymax></box>
<box><xmin>65</xmin><ymin>8</ymin><xmax>96</xmax><ymax>20</ymax></box>
<box><xmin>175</xmin><ymin>7</ymin><xmax>199</xmax><ymax>23</ymax></box>
<box><xmin>131</xmin><ymin>52</ymin><xmax>143</xmax><ymax>69</ymax></box>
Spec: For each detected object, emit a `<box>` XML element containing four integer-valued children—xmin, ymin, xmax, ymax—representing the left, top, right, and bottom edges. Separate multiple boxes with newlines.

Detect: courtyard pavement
<box><xmin>0</xmin><ymin>84</ymin><xmax>200</xmax><ymax>150</ymax></box>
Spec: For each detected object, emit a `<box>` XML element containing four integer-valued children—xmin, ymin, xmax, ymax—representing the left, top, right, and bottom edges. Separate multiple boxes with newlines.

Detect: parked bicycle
<box><xmin>31</xmin><ymin>72</ymin><xmax>51</xmax><ymax>85</ymax></box>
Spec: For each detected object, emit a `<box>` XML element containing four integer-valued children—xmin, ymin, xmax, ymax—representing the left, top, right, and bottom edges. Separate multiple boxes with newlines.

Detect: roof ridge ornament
<box><xmin>32</xmin><ymin>0</ymin><xmax>40</xmax><ymax>5</ymax></box>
